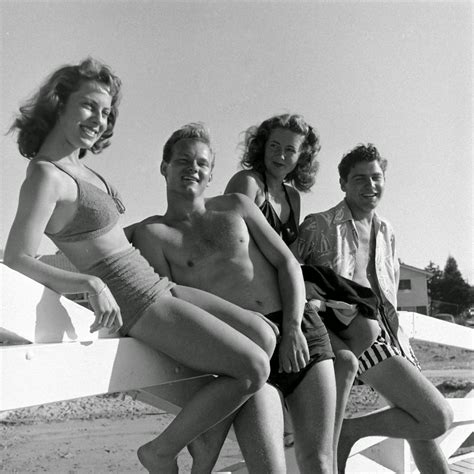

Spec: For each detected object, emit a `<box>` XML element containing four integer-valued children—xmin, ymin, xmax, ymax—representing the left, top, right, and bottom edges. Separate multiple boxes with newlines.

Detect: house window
<box><xmin>399</xmin><ymin>279</ymin><xmax>411</xmax><ymax>290</ymax></box>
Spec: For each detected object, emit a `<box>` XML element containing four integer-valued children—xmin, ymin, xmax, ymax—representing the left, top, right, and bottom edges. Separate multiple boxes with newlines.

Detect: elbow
<box><xmin>3</xmin><ymin>251</ymin><xmax>18</xmax><ymax>269</ymax></box>
<box><xmin>289</xmin><ymin>254</ymin><xmax>303</xmax><ymax>275</ymax></box>
<box><xmin>3</xmin><ymin>250</ymin><xmax>29</xmax><ymax>274</ymax></box>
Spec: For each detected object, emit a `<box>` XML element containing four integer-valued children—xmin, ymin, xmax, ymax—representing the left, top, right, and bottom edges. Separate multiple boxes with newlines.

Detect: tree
<box><xmin>425</xmin><ymin>256</ymin><xmax>474</xmax><ymax>315</ymax></box>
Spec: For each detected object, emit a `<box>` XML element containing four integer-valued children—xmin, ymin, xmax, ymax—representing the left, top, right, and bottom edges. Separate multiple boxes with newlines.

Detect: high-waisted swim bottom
<box><xmin>85</xmin><ymin>246</ymin><xmax>175</xmax><ymax>335</ymax></box>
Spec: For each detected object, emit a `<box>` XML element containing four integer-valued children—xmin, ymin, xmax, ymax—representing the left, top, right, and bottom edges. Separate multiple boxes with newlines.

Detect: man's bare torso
<box><xmin>353</xmin><ymin>219</ymin><xmax>382</xmax><ymax>300</ymax></box>
<box><xmin>139</xmin><ymin>196</ymin><xmax>282</xmax><ymax>314</ymax></box>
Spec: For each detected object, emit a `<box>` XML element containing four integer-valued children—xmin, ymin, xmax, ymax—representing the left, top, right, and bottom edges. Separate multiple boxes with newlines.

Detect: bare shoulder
<box><xmin>225</xmin><ymin>170</ymin><xmax>264</xmax><ymax>200</ymax></box>
<box><xmin>22</xmin><ymin>160</ymin><xmax>66</xmax><ymax>200</ymax></box>
<box><xmin>134</xmin><ymin>215</ymin><xmax>167</xmax><ymax>237</ymax></box>
<box><xmin>26</xmin><ymin>160</ymin><xmax>62</xmax><ymax>186</ymax></box>
<box><xmin>208</xmin><ymin>192</ymin><xmax>255</xmax><ymax>212</ymax></box>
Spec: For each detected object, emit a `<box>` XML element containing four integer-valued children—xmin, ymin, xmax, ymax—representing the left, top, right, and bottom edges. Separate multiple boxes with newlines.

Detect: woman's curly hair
<box><xmin>240</xmin><ymin>114</ymin><xmax>321</xmax><ymax>192</ymax></box>
<box><xmin>10</xmin><ymin>57</ymin><xmax>122</xmax><ymax>159</ymax></box>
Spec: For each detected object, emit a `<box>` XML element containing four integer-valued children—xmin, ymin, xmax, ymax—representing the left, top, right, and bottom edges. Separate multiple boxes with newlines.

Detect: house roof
<box><xmin>399</xmin><ymin>262</ymin><xmax>432</xmax><ymax>277</ymax></box>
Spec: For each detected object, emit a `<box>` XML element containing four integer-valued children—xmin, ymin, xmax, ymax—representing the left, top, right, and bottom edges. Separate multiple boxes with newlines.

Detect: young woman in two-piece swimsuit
<box><xmin>4</xmin><ymin>58</ymin><xmax>276</xmax><ymax>473</ymax></box>
<box><xmin>225</xmin><ymin>113</ymin><xmax>380</xmax><ymax>472</ymax></box>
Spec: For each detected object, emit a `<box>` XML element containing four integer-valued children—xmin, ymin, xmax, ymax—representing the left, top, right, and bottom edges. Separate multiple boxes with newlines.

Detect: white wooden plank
<box><xmin>399</xmin><ymin>311</ymin><xmax>474</xmax><ymax>350</ymax></box>
<box><xmin>0</xmin><ymin>338</ymin><xmax>207</xmax><ymax>411</ymax></box>
<box><xmin>1</xmin><ymin>264</ymin><xmax>98</xmax><ymax>343</ymax></box>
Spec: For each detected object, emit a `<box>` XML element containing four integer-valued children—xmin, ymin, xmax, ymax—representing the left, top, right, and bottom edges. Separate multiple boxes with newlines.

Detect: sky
<box><xmin>1</xmin><ymin>1</ymin><xmax>472</xmax><ymax>282</ymax></box>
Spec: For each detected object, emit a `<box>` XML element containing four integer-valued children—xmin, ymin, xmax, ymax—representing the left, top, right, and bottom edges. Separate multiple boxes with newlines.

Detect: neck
<box><xmin>164</xmin><ymin>190</ymin><xmax>206</xmax><ymax>221</ymax></box>
<box><xmin>264</xmin><ymin>171</ymin><xmax>286</xmax><ymax>194</ymax></box>
<box><xmin>344</xmin><ymin>198</ymin><xmax>374</xmax><ymax>224</ymax></box>
<box><xmin>38</xmin><ymin>129</ymin><xmax>81</xmax><ymax>164</ymax></box>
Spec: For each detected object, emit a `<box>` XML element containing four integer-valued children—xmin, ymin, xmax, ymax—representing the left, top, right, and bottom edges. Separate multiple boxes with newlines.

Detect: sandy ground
<box><xmin>2</xmin><ymin>341</ymin><xmax>473</xmax><ymax>473</ymax></box>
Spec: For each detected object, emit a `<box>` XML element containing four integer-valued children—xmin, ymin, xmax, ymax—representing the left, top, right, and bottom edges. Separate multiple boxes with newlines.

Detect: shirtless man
<box><xmin>131</xmin><ymin>123</ymin><xmax>336</xmax><ymax>474</ymax></box>
<box><xmin>297</xmin><ymin>143</ymin><xmax>453</xmax><ymax>473</ymax></box>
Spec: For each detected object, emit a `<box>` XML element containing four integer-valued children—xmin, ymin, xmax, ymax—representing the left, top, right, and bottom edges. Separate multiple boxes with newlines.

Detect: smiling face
<box><xmin>161</xmin><ymin>139</ymin><xmax>213</xmax><ymax>197</ymax></box>
<box><xmin>263</xmin><ymin>128</ymin><xmax>305</xmax><ymax>180</ymax></box>
<box><xmin>340</xmin><ymin>160</ymin><xmax>385</xmax><ymax>218</ymax></box>
<box><xmin>57</xmin><ymin>80</ymin><xmax>112</xmax><ymax>152</ymax></box>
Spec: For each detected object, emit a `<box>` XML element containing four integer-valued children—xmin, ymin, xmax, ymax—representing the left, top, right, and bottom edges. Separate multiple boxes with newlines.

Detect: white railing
<box><xmin>1</xmin><ymin>264</ymin><xmax>473</xmax><ymax>473</ymax></box>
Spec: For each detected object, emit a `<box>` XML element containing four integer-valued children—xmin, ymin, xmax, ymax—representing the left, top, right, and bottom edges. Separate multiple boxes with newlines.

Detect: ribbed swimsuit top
<box><xmin>45</xmin><ymin>162</ymin><xmax>126</xmax><ymax>243</ymax></box>
<box><xmin>258</xmin><ymin>176</ymin><xmax>298</xmax><ymax>246</ymax></box>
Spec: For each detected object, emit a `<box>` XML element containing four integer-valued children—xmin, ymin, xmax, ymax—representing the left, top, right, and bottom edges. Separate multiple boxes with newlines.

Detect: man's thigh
<box><xmin>359</xmin><ymin>355</ymin><xmax>448</xmax><ymax>423</ymax></box>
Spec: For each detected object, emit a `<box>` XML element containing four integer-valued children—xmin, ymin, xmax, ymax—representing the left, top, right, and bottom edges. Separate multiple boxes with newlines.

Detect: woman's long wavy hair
<box><xmin>10</xmin><ymin>57</ymin><xmax>122</xmax><ymax>159</ymax></box>
<box><xmin>240</xmin><ymin>114</ymin><xmax>321</xmax><ymax>192</ymax></box>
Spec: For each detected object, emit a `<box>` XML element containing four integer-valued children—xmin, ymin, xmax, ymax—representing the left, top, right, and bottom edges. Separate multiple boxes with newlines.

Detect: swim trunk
<box><xmin>266</xmin><ymin>303</ymin><xmax>335</xmax><ymax>397</ymax></box>
<box><xmin>84</xmin><ymin>246</ymin><xmax>175</xmax><ymax>336</ymax></box>
<box><xmin>358</xmin><ymin>327</ymin><xmax>421</xmax><ymax>378</ymax></box>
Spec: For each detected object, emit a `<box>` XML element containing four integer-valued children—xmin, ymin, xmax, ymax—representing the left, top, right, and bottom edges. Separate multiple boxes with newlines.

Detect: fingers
<box><xmin>279</xmin><ymin>347</ymin><xmax>310</xmax><ymax>373</ymax></box>
<box><xmin>88</xmin><ymin>291</ymin><xmax>123</xmax><ymax>333</ymax></box>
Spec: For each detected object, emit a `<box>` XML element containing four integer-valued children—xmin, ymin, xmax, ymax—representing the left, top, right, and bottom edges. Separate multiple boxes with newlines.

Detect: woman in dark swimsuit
<box><xmin>225</xmin><ymin>114</ymin><xmax>318</xmax><ymax>250</ymax></box>
<box><xmin>225</xmin><ymin>114</ymin><xmax>375</xmax><ymax>472</ymax></box>
<box><xmin>4</xmin><ymin>58</ymin><xmax>276</xmax><ymax>474</ymax></box>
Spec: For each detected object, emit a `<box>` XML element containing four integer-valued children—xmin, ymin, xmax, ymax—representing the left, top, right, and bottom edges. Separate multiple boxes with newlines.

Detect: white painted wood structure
<box><xmin>1</xmin><ymin>264</ymin><xmax>473</xmax><ymax>473</ymax></box>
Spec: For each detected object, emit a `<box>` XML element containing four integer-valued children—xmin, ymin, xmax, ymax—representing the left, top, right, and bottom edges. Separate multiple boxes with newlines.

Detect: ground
<box><xmin>1</xmin><ymin>341</ymin><xmax>472</xmax><ymax>473</ymax></box>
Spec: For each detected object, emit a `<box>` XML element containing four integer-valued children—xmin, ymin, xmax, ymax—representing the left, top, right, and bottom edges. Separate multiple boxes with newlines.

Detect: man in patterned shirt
<box><xmin>297</xmin><ymin>144</ymin><xmax>452</xmax><ymax>473</ymax></box>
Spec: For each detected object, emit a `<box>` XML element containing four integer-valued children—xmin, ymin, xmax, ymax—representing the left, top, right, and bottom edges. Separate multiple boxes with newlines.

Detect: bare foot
<box><xmin>137</xmin><ymin>441</ymin><xmax>178</xmax><ymax>474</ymax></box>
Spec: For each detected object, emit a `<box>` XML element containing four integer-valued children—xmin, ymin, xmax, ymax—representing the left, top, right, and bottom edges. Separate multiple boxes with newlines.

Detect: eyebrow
<box><xmin>351</xmin><ymin>171</ymin><xmax>383</xmax><ymax>177</ymax></box>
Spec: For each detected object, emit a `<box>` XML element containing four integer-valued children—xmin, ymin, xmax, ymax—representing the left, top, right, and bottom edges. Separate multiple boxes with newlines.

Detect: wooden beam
<box><xmin>0</xmin><ymin>338</ymin><xmax>208</xmax><ymax>411</ymax></box>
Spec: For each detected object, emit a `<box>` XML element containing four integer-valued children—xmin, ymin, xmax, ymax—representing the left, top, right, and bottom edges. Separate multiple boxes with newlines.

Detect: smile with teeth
<box><xmin>182</xmin><ymin>176</ymin><xmax>199</xmax><ymax>183</ymax></box>
<box><xmin>80</xmin><ymin>125</ymin><xmax>99</xmax><ymax>138</ymax></box>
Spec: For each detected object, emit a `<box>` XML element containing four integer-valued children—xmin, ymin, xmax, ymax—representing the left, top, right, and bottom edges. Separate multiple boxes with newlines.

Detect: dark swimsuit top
<box><xmin>258</xmin><ymin>175</ymin><xmax>298</xmax><ymax>246</ymax></box>
<box><xmin>44</xmin><ymin>162</ymin><xmax>126</xmax><ymax>243</ymax></box>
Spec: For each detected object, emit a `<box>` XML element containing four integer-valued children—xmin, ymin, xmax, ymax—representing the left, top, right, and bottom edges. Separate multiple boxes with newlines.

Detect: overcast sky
<box><xmin>1</xmin><ymin>1</ymin><xmax>472</xmax><ymax>281</ymax></box>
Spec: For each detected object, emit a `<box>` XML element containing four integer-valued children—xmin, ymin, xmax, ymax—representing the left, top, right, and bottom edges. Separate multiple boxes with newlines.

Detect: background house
<box><xmin>397</xmin><ymin>262</ymin><xmax>432</xmax><ymax>315</ymax></box>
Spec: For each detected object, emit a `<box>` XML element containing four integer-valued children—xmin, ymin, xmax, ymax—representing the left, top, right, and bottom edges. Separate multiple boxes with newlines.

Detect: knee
<box><xmin>419</xmin><ymin>398</ymin><xmax>454</xmax><ymax>438</ymax></box>
<box><xmin>335</xmin><ymin>349</ymin><xmax>359</xmax><ymax>378</ymax></box>
<box><xmin>242</xmin><ymin>351</ymin><xmax>271</xmax><ymax>393</ymax></box>
<box><xmin>430</xmin><ymin>400</ymin><xmax>453</xmax><ymax>437</ymax></box>
<box><xmin>260</xmin><ymin>324</ymin><xmax>277</xmax><ymax>358</ymax></box>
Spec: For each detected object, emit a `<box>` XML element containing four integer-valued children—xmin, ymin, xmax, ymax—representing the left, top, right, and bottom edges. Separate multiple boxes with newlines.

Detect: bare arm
<box><xmin>131</xmin><ymin>223</ymin><xmax>173</xmax><ymax>279</ymax></box>
<box><xmin>4</xmin><ymin>162</ymin><xmax>122</xmax><ymax>332</ymax></box>
<box><xmin>5</xmin><ymin>163</ymin><xmax>102</xmax><ymax>294</ymax></box>
<box><xmin>235</xmin><ymin>194</ymin><xmax>308</xmax><ymax>373</ymax></box>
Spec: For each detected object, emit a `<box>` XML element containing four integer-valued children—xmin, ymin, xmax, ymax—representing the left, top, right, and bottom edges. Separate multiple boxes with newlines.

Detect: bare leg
<box><xmin>129</xmin><ymin>293</ymin><xmax>273</xmax><ymax>473</ymax></box>
<box><xmin>408</xmin><ymin>439</ymin><xmax>451</xmax><ymax>474</ymax></box>
<box><xmin>287</xmin><ymin>359</ymin><xmax>336</xmax><ymax>474</ymax></box>
<box><xmin>173</xmin><ymin>285</ymin><xmax>276</xmax><ymax>357</ymax></box>
<box><xmin>327</xmin><ymin>332</ymin><xmax>358</xmax><ymax>473</ymax></box>
<box><xmin>188</xmin><ymin>415</ymin><xmax>235</xmax><ymax>474</ymax></box>
<box><xmin>338</xmin><ymin>356</ymin><xmax>453</xmax><ymax>473</ymax></box>
<box><xmin>176</xmin><ymin>285</ymin><xmax>282</xmax><ymax>471</ymax></box>
<box><xmin>337</xmin><ymin>315</ymin><xmax>380</xmax><ymax>357</ymax></box>
<box><xmin>234</xmin><ymin>384</ymin><xmax>286</xmax><ymax>473</ymax></box>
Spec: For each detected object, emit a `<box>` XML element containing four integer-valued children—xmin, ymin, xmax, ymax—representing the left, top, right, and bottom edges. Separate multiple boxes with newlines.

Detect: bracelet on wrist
<box><xmin>88</xmin><ymin>283</ymin><xmax>107</xmax><ymax>299</ymax></box>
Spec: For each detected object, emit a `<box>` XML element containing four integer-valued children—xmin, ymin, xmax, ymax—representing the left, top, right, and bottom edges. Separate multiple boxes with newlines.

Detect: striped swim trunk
<box><xmin>357</xmin><ymin>326</ymin><xmax>420</xmax><ymax>377</ymax></box>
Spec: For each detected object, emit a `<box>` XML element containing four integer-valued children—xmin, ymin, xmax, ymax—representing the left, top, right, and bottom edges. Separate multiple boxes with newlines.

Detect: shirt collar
<box><xmin>333</xmin><ymin>199</ymin><xmax>383</xmax><ymax>229</ymax></box>
<box><xmin>332</xmin><ymin>199</ymin><xmax>355</xmax><ymax>224</ymax></box>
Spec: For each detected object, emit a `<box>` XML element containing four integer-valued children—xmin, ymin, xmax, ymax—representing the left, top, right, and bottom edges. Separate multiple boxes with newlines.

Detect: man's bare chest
<box><xmin>166</xmin><ymin>213</ymin><xmax>249</xmax><ymax>266</ymax></box>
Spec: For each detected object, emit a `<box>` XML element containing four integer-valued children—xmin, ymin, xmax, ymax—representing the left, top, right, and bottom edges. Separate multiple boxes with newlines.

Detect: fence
<box><xmin>1</xmin><ymin>264</ymin><xmax>473</xmax><ymax>473</ymax></box>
